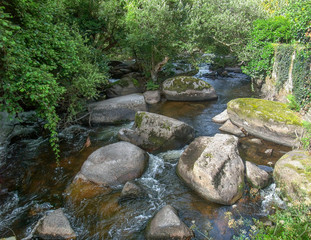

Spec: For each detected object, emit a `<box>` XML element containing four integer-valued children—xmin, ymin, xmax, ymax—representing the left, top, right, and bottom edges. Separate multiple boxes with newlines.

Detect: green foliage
<box><xmin>0</xmin><ymin>0</ymin><xmax>109</xmax><ymax>160</ymax></box>
<box><xmin>301</xmin><ymin>121</ymin><xmax>311</xmax><ymax>151</ymax></box>
<box><xmin>124</xmin><ymin>0</ymin><xmax>190</xmax><ymax>80</ymax></box>
<box><xmin>252</xmin><ymin>16</ymin><xmax>293</xmax><ymax>43</ymax></box>
<box><xmin>292</xmin><ymin>48</ymin><xmax>311</xmax><ymax>110</ymax></box>
<box><xmin>241</xmin><ymin>42</ymin><xmax>274</xmax><ymax>81</ymax></box>
<box><xmin>254</xmin><ymin>202</ymin><xmax>311</xmax><ymax>239</ymax></box>
<box><xmin>146</xmin><ymin>80</ymin><xmax>159</xmax><ymax>91</ymax></box>
<box><xmin>274</xmin><ymin>45</ymin><xmax>295</xmax><ymax>91</ymax></box>
<box><xmin>287</xmin><ymin>94</ymin><xmax>300</xmax><ymax>112</ymax></box>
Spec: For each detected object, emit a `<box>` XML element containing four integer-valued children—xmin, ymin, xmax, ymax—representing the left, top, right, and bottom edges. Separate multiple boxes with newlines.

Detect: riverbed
<box><xmin>0</xmin><ymin>64</ymin><xmax>290</xmax><ymax>239</ymax></box>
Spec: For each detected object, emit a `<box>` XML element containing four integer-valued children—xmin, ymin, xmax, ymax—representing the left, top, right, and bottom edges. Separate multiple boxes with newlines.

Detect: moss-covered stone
<box><xmin>163</xmin><ymin>76</ymin><xmax>211</xmax><ymax>93</ymax></box>
<box><xmin>135</xmin><ymin>112</ymin><xmax>146</xmax><ymax>128</ymax></box>
<box><xmin>228</xmin><ymin>98</ymin><xmax>302</xmax><ymax>126</ymax></box>
<box><xmin>274</xmin><ymin>150</ymin><xmax>311</xmax><ymax>204</ymax></box>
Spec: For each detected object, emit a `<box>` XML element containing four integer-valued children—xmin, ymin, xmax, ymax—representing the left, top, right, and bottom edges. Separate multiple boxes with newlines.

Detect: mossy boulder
<box><xmin>118</xmin><ymin>111</ymin><xmax>194</xmax><ymax>152</ymax></box>
<box><xmin>162</xmin><ymin>76</ymin><xmax>217</xmax><ymax>101</ymax></box>
<box><xmin>227</xmin><ymin>98</ymin><xmax>303</xmax><ymax>147</ymax></box>
<box><xmin>274</xmin><ymin>150</ymin><xmax>311</xmax><ymax>205</ymax></box>
<box><xmin>177</xmin><ymin>134</ymin><xmax>245</xmax><ymax>205</ymax></box>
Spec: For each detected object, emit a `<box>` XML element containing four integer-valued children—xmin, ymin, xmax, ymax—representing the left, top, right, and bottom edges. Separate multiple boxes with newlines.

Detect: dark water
<box><xmin>0</xmin><ymin>65</ymin><xmax>290</xmax><ymax>239</ymax></box>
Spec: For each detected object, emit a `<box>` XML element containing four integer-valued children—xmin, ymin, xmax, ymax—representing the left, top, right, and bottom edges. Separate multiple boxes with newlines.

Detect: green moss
<box><xmin>228</xmin><ymin>98</ymin><xmax>302</xmax><ymax>126</ymax></box>
<box><xmin>204</xmin><ymin>152</ymin><xmax>212</xmax><ymax>158</ymax></box>
<box><xmin>148</xmin><ymin>130</ymin><xmax>166</xmax><ymax>146</ymax></box>
<box><xmin>113</xmin><ymin>78</ymin><xmax>129</xmax><ymax>87</ymax></box>
<box><xmin>160</xmin><ymin>121</ymin><xmax>171</xmax><ymax>131</ymax></box>
<box><xmin>135</xmin><ymin>112</ymin><xmax>146</xmax><ymax>128</ymax></box>
<box><xmin>164</xmin><ymin>76</ymin><xmax>211</xmax><ymax>93</ymax></box>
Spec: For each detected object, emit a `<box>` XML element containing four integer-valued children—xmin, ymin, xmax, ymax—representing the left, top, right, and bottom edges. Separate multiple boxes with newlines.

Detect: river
<box><xmin>0</xmin><ymin>64</ymin><xmax>290</xmax><ymax>239</ymax></box>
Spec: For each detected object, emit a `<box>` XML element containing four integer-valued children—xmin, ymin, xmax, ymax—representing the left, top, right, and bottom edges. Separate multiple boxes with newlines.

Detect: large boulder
<box><xmin>162</xmin><ymin>76</ymin><xmax>217</xmax><ymax>101</ymax></box>
<box><xmin>74</xmin><ymin>141</ymin><xmax>148</xmax><ymax>186</ymax></box>
<box><xmin>245</xmin><ymin>161</ymin><xmax>271</xmax><ymax>189</ymax></box>
<box><xmin>34</xmin><ymin>209</ymin><xmax>76</xmax><ymax>239</ymax></box>
<box><xmin>118</xmin><ymin>111</ymin><xmax>194</xmax><ymax>152</ymax></box>
<box><xmin>274</xmin><ymin>150</ymin><xmax>311</xmax><ymax>204</ymax></box>
<box><xmin>146</xmin><ymin>205</ymin><xmax>194</xmax><ymax>240</ymax></box>
<box><xmin>177</xmin><ymin>134</ymin><xmax>245</xmax><ymax>205</ymax></box>
<box><xmin>88</xmin><ymin>94</ymin><xmax>147</xmax><ymax>124</ymax></box>
<box><xmin>227</xmin><ymin>98</ymin><xmax>304</xmax><ymax>147</ymax></box>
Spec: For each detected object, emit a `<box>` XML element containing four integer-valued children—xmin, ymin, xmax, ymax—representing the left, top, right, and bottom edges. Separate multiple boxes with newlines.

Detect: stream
<box><xmin>0</xmin><ymin>64</ymin><xmax>290</xmax><ymax>239</ymax></box>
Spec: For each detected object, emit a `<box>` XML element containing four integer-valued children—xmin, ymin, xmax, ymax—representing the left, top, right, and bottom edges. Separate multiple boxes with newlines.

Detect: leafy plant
<box><xmin>145</xmin><ymin>80</ymin><xmax>160</xmax><ymax>91</ymax></box>
<box><xmin>287</xmin><ymin>94</ymin><xmax>300</xmax><ymax>111</ymax></box>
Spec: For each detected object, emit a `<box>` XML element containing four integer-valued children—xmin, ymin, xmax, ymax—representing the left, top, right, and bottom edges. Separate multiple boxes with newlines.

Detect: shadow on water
<box><xmin>0</xmin><ymin>65</ymin><xmax>289</xmax><ymax>239</ymax></box>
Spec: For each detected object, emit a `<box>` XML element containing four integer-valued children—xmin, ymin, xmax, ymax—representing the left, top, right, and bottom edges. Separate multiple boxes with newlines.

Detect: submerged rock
<box><xmin>74</xmin><ymin>141</ymin><xmax>148</xmax><ymax>186</ymax></box>
<box><xmin>34</xmin><ymin>209</ymin><xmax>76</xmax><ymax>239</ymax></box>
<box><xmin>119</xmin><ymin>181</ymin><xmax>146</xmax><ymax>201</ymax></box>
<box><xmin>177</xmin><ymin>134</ymin><xmax>245</xmax><ymax>205</ymax></box>
<box><xmin>274</xmin><ymin>150</ymin><xmax>311</xmax><ymax>204</ymax></box>
<box><xmin>212</xmin><ymin>109</ymin><xmax>229</xmax><ymax>124</ymax></box>
<box><xmin>118</xmin><ymin>111</ymin><xmax>194</xmax><ymax>152</ymax></box>
<box><xmin>88</xmin><ymin>94</ymin><xmax>147</xmax><ymax>124</ymax></box>
<box><xmin>146</xmin><ymin>205</ymin><xmax>194</xmax><ymax>240</ymax></box>
<box><xmin>246</xmin><ymin>161</ymin><xmax>271</xmax><ymax>189</ymax></box>
<box><xmin>227</xmin><ymin>98</ymin><xmax>304</xmax><ymax>147</ymax></box>
<box><xmin>162</xmin><ymin>76</ymin><xmax>217</xmax><ymax>101</ymax></box>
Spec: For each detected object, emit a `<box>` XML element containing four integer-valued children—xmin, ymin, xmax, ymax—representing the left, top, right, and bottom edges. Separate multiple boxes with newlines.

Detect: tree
<box><xmin>0</xmin><ymin>0</ymin><xmax>109</xmax><ymax>159</ymax></box>
<box><xmin>124</xmin><ymin>0</ymin><xmax>191</xmax><ymax>82</ymax></box>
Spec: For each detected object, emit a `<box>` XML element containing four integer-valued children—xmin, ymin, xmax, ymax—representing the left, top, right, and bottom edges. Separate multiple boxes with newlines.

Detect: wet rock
<box><xmin>177</xmin><ymin>134</ymin><xmax>245</xmax><ymax>205</ymax></box>
<box><xmin>265</xmin><ymin>149</ymin><xmax>273</xmax><ymax>156</ymax></box>
<box><xmin>162</xmin><ymin>76</ymin><xmax>217</xmax><ymax>101</ymax></box>
<box><xmin>74</xmin><ymin>141</ymin><xmax>148</xmax><ymax>186</ymax></box>
<box><xmin>34</xmin><ymin>208</ymin><xmax>76</xmax><ymax>239</ymax></box>
<box><xmin>146</xmin><ymin>205</ymin><xmax>194</xmax><ymax>240</ymax></box>
<box><xmin>219</xmin><ymin>120</ymin><xmax>245</xmax><ymax>137</ymax></box>
<box><xmin>118</xmin><ymin>111</ymin><xmax>194</xmax><ymax>152</ymax></box>
<box><xmin>227</xmin><ymin>98</ymin><xmax>303</xmax><ymax>147</ymax></box>
<box><xmin>119</xmin><ymin>181</ymin><xmax>146</xmax><ymax>201</ymax></box>
<box><xmin>274</xmin><ymin>150</ymin><xmax>311</xmax><ymax>204</ymax></box>
<box><xmin>248</xmin><ymin>138</ymin><xmax>262</xmax><ymax>145</ymax></box>
<box><xmin>245</xmin><ymin>161</ymin><xmax>271</xmax><ymax>189</ymax></box>
<box><xmin>143</xmin><ymin>90</ymin><xmax>161</xmax><ymax>104</ymax></box>
<box><xmin>109</xmin><ymin>61</ymin><xmax>139</xmax><ymax>79</ymax></box>
<box><xmin>160</xmin><ymin>61</ymin><xmax>198</xmax><ymax>78</ymax></box>
<box><xmin>88</xmin><ymin>94</ymin><xmax>147</xmax><ymax>124</ymax></box>
<box><xmin>59</xmin><ymin>125</ymin><xmax>90</xmax><ymax>152</ymax></box>
<box><xmin>212</xmin><ymin>109</ymin><xmax>229</xmax><ymax>124</ymax></box>
<box><xmin>106</xmin><ymin>76</ymin><xmax>143</xmax><ymax>98</ymax></box>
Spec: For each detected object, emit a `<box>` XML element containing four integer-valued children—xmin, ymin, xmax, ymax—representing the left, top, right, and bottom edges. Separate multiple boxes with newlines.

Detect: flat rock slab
<box><xmin>219</xmin><ymin>119</ymin><xmax>245</xmax><ymax>137</ymax></box>
<box><xmin>177</xmin><ymin>134</ymin><xmax>245</xmax><ymax>205</ymax></box>
<box><xmin>212</xmin><ymin>109</ymin><xmax>229</xmax><ymax>124</ymax></box>
<box><xmin>118</xmin><ymin>111</ymin><xmax>194</xmax><ymax>152</ymax></box>
<box><xmin>75</xmin><ymin>141</ymin><xmax>148</xmax><ymax>186</ymax></box>
<box><xmin>88</xmin><ymin>94</ymin><xmax>147</xmax><ymax>124</ymax></box>
<box><xmin>274</xmin><ymin>150</ymin><xmax>311</xmax><ymax>204</ymax></box>
<box><xmin>162</xmin><ymin>76</ymin><xmax>217</xmax><ymax>101</ymax></box>
<box><xmin>146</xmin><ymin>205</ymin><xmax>193</xmax><ymax>240</ymax></box>
<box><xmin>227</xmin><ymin>98</ymin><xmax>304</xmax><ymax>147</ymax></box>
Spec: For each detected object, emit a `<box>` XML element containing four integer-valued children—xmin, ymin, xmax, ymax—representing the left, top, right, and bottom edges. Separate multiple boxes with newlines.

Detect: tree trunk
<box><xmin>151</xmin><ymin>56</ymin><xmax>169</xmax><ymax>82</ymax></box>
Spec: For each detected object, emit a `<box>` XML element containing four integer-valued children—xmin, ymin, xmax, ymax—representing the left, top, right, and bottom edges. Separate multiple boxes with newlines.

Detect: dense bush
<box><xmin>0</xmin><ymin>0</ymin><xmax>109</xmax><ymax>159</ymax></box>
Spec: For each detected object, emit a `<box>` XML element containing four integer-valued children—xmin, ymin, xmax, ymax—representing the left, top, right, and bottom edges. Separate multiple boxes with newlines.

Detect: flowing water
<box><xmin>0</xmin><ymin>64</ymin><xmax>290</xmax><ymax>239</ymax></box>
